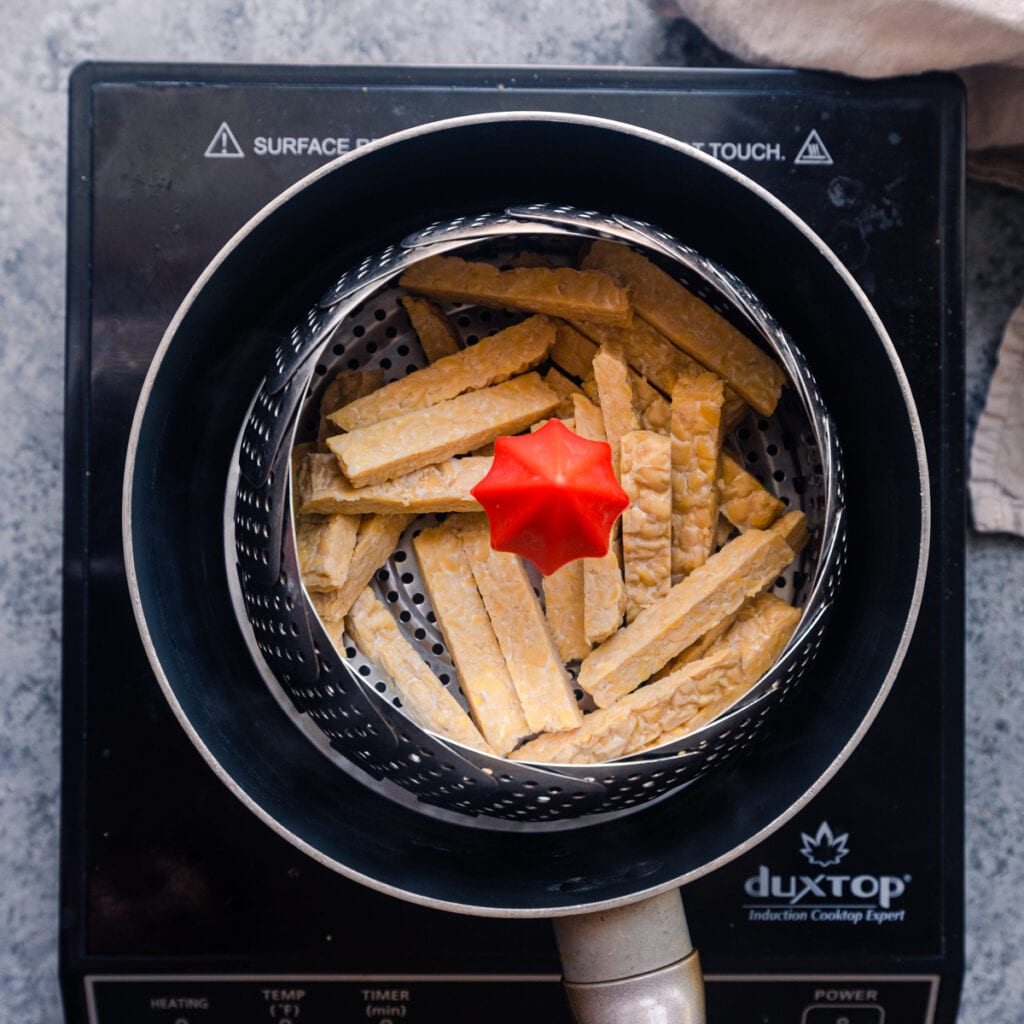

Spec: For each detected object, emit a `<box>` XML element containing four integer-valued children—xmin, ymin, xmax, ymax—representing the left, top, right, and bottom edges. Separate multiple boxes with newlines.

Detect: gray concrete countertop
<box><xmin>1</xmin><ymin>2</ymin><xmax>1021</xmax><ymax>1021</ymax></box>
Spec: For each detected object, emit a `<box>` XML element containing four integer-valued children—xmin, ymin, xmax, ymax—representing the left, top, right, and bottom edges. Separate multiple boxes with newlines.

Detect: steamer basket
<box><xmin>229</xmin><ymin>205</ymin><xmax>846</xmax><ymax>824</ymax></box>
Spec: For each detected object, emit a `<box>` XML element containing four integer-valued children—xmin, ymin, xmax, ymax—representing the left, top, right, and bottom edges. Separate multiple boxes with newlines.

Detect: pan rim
<box><xmin>123</xmin><ymin>108</ymin><xmax>930</xmax><ymax>918</ymax></box>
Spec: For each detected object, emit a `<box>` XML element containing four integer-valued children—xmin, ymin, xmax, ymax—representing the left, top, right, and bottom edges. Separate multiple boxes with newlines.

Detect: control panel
<box><xmin>85</xmin><ymin>974</ymin><xmax>940</xmax><ymax>1023</ymax></box>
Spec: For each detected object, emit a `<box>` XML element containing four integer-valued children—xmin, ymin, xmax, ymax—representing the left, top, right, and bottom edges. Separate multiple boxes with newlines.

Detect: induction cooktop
<box><xmin>61</xmin><ymin>63</ymin><xmax>964</xmax><ymax>1024</ymax></box>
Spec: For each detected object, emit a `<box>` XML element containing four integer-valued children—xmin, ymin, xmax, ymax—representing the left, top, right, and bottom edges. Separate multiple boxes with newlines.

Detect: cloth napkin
<box><xmin>655</xmin><ymin>0</ymin><xmax>1024</xmax><ymax>535</ymax></box>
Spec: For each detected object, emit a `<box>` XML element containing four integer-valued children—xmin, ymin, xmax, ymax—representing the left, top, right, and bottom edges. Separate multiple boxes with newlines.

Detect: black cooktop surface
<box><xmin>62</xmin><ymin>64</ymin><xmax>963</xmax><ymax>1024</ymax></box>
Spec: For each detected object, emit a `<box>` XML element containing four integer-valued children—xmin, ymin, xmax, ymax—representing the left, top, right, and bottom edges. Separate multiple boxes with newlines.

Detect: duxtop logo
<box><xmin>799</xmin><ymin>821</ymin><xmax>850</xmax><ymax>867</ymax></box>
<box><xmin>743</xmin><ymin>821</ymin><xmax>910</xmax><ymax>925</ymax></box>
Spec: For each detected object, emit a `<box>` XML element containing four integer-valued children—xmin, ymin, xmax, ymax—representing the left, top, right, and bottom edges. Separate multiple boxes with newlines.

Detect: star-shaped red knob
<box><xmin>470</xmin><ymin>418</ymin><xmax>630</xmax><ymax>576</ymax></box>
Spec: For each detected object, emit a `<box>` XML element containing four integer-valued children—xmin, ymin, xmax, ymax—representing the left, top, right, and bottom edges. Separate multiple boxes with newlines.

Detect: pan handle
<box><xmin>553</xmin><ymin>890</ymin><xmax>705</xmax><ymax>1024</ymax></box>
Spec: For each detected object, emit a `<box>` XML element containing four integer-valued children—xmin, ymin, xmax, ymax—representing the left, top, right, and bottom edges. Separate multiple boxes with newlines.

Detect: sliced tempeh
<box><xmin>551</xmin><ymin>320</ymin><xmax>600</xmax><ymax>380</ymax></box>
<box><xmin>413</xmin><ymin>522</ymin><xmax>531</xmax><ymax>755</ymax></box>
<box><xmin>543</xmin><ymin>556</ymin><xmax>590</xmax><ymax>663</ymax></box>
<box><xmin>718</xmin><ymin>451</ymin><xmax>786</xmax><ymax>531</ymax></box>
<box><xmin>574</xmin><ymin>316</ymin><xmax>706</xmax><ymax>397</ymax></box>
<box><xmin>715</xmin><ymin>516</ymin><xmax>737</xmax><ymax>550</ymax></box>
<box><xmin>577</xmin><ymin>527</ymin><xmax>797</xmax><ymax>707</ymax></box>
<box><xmin>328</xmin><ymin>373</ymin><xmax>559</xmax><ymax>487</ymax></box>
<box><xmin>653</xmin><ymin>592</ymin><xmax>802</xmax><ymax>744</ymax></box>
<box><xmin>291</xmin><ymin>441</ymin><xmax>316</xmax><ymax>491</ymax></box>
<box><xmin>575</xmin><ymin>316</ymin><xmax>749</xmax><ymax>431</ymax></box>
<box><xmin>652</xmin><ymin>611</ymin><xmax>740</xmax><ymax>681</ymax></box>
<box><xmin>769</xmin><ymin>509</ymin><xmax>810</xmax><ymax>555</ymax></box>
<box><xmin>562</xmin><ymin>333</ymin><xmax>670</xmax><ymax>434</ymax></box>
<box><xmin>582</xmin><ymin>241</ymin><xmax>786</xmax><ymax>416</ymax></box>
<box><xmin>592</xmin><ymin>343</ymin><xmax>640</xmax><ymax>480</ymax></box>
<box><xmin>345</xmin><ymin>588</ymin><xmax>493</xmax><ymax>755</ymax></box>
<box><xmin>621</xmin><ymin>430</ymin><xmax>673</xmax><ymax>622</ymax></box>
<box><xmin>329</xmin><ymin>315</ymin><xmax>555</xmax><ymax>431</ymax></box>
<box><xmin>400</xmin><ymin>256</ymin><xmax>633</xmax><ymax>326</ymax></box>
<box><xmin>572</xmin><ymin>393</ymin><xmax>607</xmax><ymax>444</ymax></box>
<box><xmin>511</xmin><ymin>648</ymin><xmax>739</xmax><ymax>764</ymax></box>
<box><xmin>670</xmin><ymin>372</ymin><xmax>726</xmax><ymax>581</ymax></box>
<box><xmin>308</xmin><ymin>513</ymin><xmax>414</xmax><ymax>623</ymax></box>
<box><xmin>721</xmin><ymin>394</ymin><xmax>749</xmax><ymax>433</ymax></box>
<box><xmin>458</xmin><ymin>515</ymin><xmax>583</xmax><ymax>734</ymax></box>
<box><xmin>298</xmin><ymin>452</ymin><xmax>490</xmax><ymax>515</ymax></box>
<box><xmin>400</xmin><ymin>295</ymin><xmax>462</xmax><ymax>362</ymax></box>
<box><xmin>543</xmin><ymin>366</ymin><xmax>587</xmax><ymax>418</ymax></box>
<box><xmin>572</xmin><ymin>394</ymin><xmax>626</xmax><ymax>644</ymax></box>
<box><xmin>633</xmin><ymin>375</ymin><xmax>671</xmax><ymax>434</ymax></box>
<box><xmin>296</xmin><ymin>513</ymin><xmax>360</xmax><ymax>592</ymax></box>
<box><xmin>318</xmin><ymin>369</ymin><xmax>386</xmax><ymax>447</ymax></box>
<box><xmin>583</xmin><ymin>550</ymin><xmax>627</xmax><ymax>647</ymax></box>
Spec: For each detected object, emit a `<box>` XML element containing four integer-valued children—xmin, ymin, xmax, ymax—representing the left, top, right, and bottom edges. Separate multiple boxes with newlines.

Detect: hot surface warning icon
<box><xmin>794</xmin><ymin>129</ymin><xmax>833</xmax><ymax>166</ymax></box>
<box><xmin>204</xmin><ymin>122</ymin><xmax>244</xmax><ymax>158</ymax></box>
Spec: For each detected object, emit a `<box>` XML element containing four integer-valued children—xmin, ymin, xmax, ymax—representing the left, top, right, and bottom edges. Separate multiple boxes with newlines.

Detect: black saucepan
<box><xmin>124</xmin><ymin>113</ymin><xmax>928</xmax><ymax>1023</ymax></box>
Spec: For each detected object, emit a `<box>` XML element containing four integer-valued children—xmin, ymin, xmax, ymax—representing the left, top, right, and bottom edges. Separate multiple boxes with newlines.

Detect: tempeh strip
<box><xmin>537</xmin><ymin>411</ymin><xmax>589</xmax><ymax>662</ymax></box>
<box><xmin>511</xmin><ymin>648</ymin><xmax>739</xmax><ymax>764</ymax></box>
<box><xmin>652</xmin><ymin>593</ymin><xmax>802</xmax><ymax>744</ymax></box>
<box><xmin>574</xmin><ymin>316</ymin><xmax>706</xmax><ymax>397</ymax></box>
<box><xmin>583</xmin><ymin>550</ymin><xmax>627</xmax><ymax>647</ymax></box>
<box><xmin>718</xmin><ymin>451</ymin><xmax>786</xmax><ymax>531</ymax></box>
<box><xmin>671</xmin><ymin>373</ymin><xmax>726</xmax><ymax>581</ymax></box>
<box><xmin>722</xmin><ymin>394</ymin><xmax>749</xmax><ymax>433</ymax></box>
<box><xmin>621</xmin><ymin>430</ymin><xmax>673</xmax><ymax>622</ymax></box>
<box><xmin>459</xmin><ymin>515</ymin><xmax>583</xmax><ymax>733</ymax></box>
<box><xmin>593</xmin><ymin>343</ymin><xmax>640</xmax><ymax>480</ymax></box>
<box><xmin>400</xmin><ymin>295</ymin><xmax>462</xmax><ymax>362</ymax></box>
<box><xmin>543</xmin><ymin>366</ymin><xmax>587</xmax><ymax>418</ymax></box>
<box><xmin>769</xmin><ymin>509</ymin><xmax>810</xmax><ymax>555</ymax></box>
<box><xmin>318</xmin><ymin>369</ymin><xmax>385</xmax><ymax>447</ymax></box>
<box><xmin>308</xmin><ymin>513</ymin><xmax>414</xmax><ymax>623</ymax></box>
<box><xmin>329</xmin><ymin>315</ymin><xmax>555</xmax><ymax>431</ymax></box>
<box><xmin>551</xmin><ymin>321</ymin><xmax>599</xmax><ymax>380</ymax></box>
<box><xmin>400</xmin><ymin>256</ymin><xmax>633</xmax><ymax>326</ymax></box>
<box><xmin>542</xmin><ymin>556</ymin><xmax>590</xmax><ymax>663</ymax></box>
<box><xmin>296</xmin><ymin>513</ymin><xmax>359</xmax><ymax>592</ymax></box>
<box><xmin>328</xmin><ymin>373</ymin><xmax>559</xmax><ymax>487</ymax></box>
<box><xmin>652</xmin><ymin>611</ymin><xmax>739</xmax><ymax>681</ymax></box>
<box><xmin>345</xmin><ymin>588</ymin><xmax>493</xmax><ymax>755</ymax></box>
<box><xmin>715</xmin><ymin>517</ymin><xmax>737</xmax><ymax>550</ymax></box>
<box><xmin>298</xmin><ymin>452</ymin><xmax>490</xmax><ymax>515</ymax></box>
<box><xmin>577</xmin><ymin>528</ymin><xmax>796</xmax><ymax>707</ymax></box>
<box><xmin>582</xmin><ymin>241</ymin><xmax>786</xmax><ymax>416</ymax></box>
<box><xmin>573</xmin><ymin>394</ymin><xmax>626</xmax><ymax>644</ymax></box>
<box><xmin>413</xmin><ymin>522</ymin><xmax>530</xmax><ymax>755</ymax></box>
<box><xmin>634</xmin><ymin>375</ymin><xmax>671</xmax><ymax>434</ymax></box>
<box><xmin>572</xmin><ymin>394</ymin><xmax>607</xmax><ymax>444</ymax></box>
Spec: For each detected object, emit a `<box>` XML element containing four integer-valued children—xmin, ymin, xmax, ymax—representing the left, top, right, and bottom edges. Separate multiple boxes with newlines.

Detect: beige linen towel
<box><xmin>656</xmin><ymin>0</ymin><xmax>1024</xmax><ymax>534</ymax></box>
<box><xmin>970</xmin><ymin>302</ymin><xmax>1024</xmax><ymax>534</ymax></box>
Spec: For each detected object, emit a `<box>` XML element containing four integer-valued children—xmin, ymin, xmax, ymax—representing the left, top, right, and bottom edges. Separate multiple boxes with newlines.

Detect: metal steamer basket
<box><xmin>230</xmin><ymin>204</ymin><xmax>846</xmax><ymax>825</ymax></box>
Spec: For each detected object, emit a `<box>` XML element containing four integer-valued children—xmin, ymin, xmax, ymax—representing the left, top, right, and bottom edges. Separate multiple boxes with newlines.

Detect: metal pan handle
<box><xmin>553</xmin><ymin>890</ymin><xmax>706</xmax><ymax>1024</ymax></box>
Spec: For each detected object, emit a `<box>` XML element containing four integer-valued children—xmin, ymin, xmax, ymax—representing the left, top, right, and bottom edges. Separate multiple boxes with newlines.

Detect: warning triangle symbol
<box><xmin>794</xmin><ymin>129</ymin><xmax>833</xmax><ymax>166</ymax></box>
<box><xmin>204</xmin><ymin>122</ymin><xmax>245</xmax><ymax>159</ymax></box>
